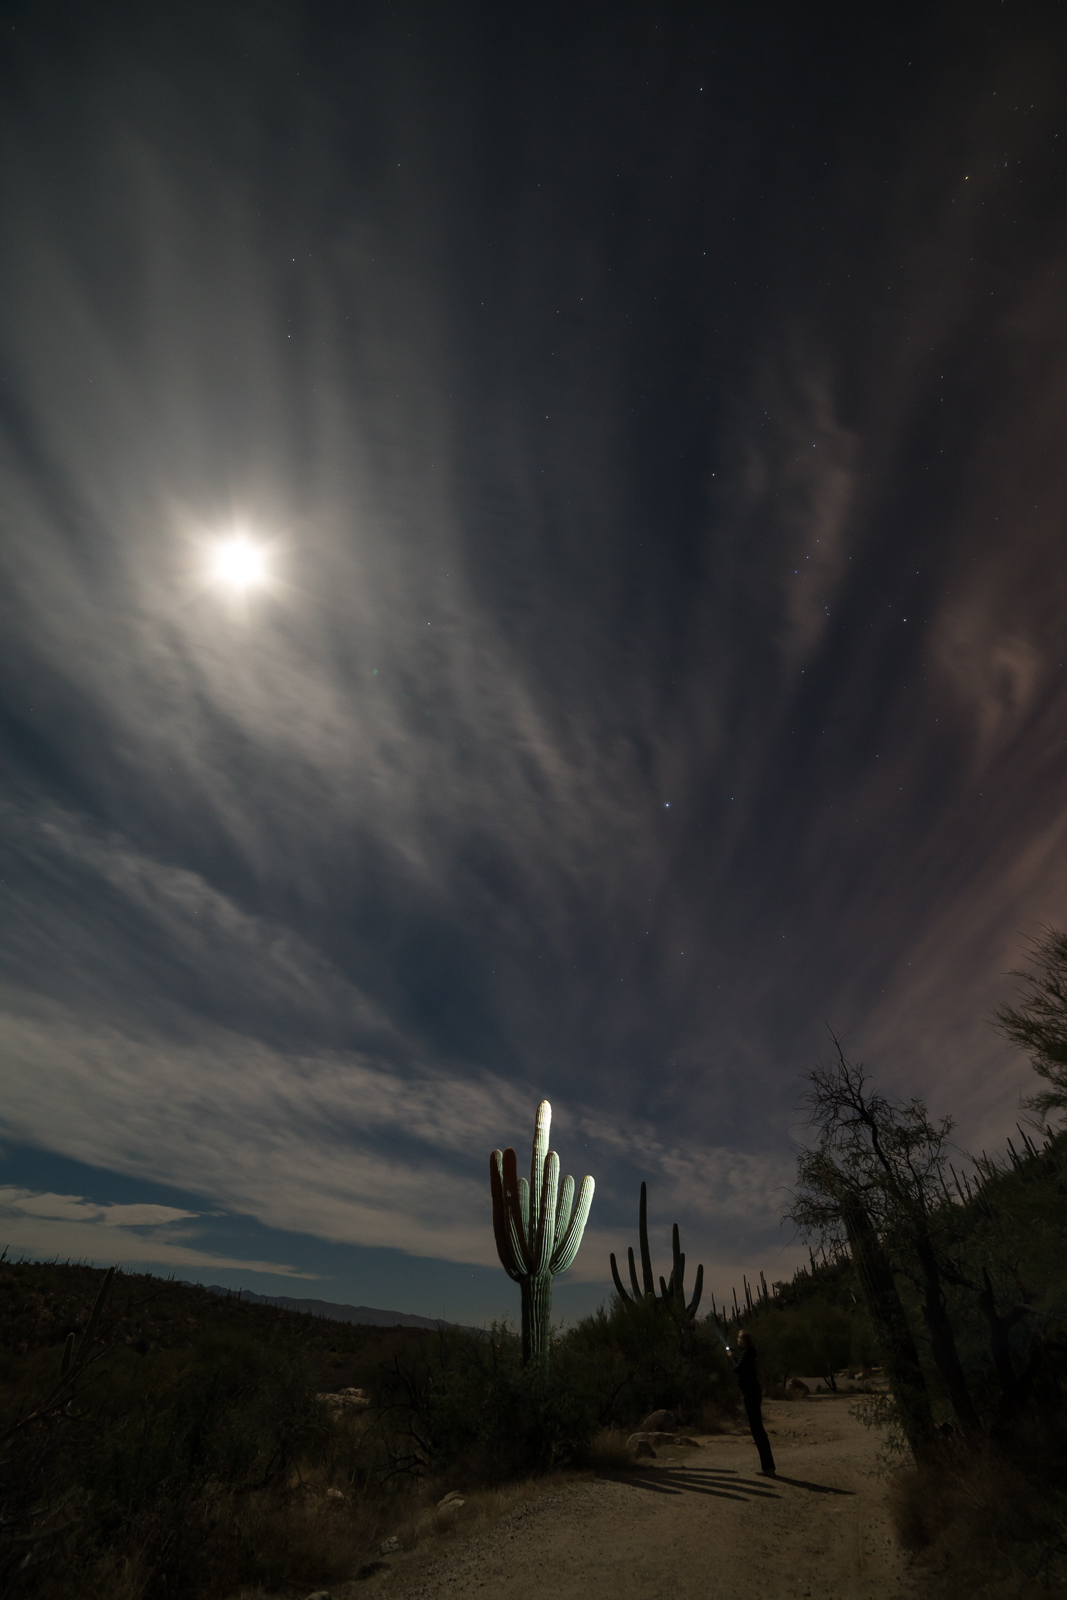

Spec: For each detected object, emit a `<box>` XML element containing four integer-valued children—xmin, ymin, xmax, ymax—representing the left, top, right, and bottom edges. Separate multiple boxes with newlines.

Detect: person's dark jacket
<box><xmin>732</xmin><ymin>1342</ymin><xmax>761</xmax><ymax>1396</ymax></box>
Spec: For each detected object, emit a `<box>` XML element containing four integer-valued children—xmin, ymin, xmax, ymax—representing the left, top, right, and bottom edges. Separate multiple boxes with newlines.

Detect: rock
<box><xmin>786</xmin><ymin>1377</ymin><xmax>810</xmax><ymax>1398</ymax></box>
<box><xmin>627</xmin><ymin>1429</ymin><xmax>678</xmax><ymax>1448</ymax></box>
<box><xmin>380</xmin><ymin>1536</ymin><xmax>400</xmax><ymax>1555</ymax></box>
<box><xmin>304</xmin><ymin>1592</ymin><xmax>332</xmax><ymax>1599</ymax></box>
<box><xmin>326</xmin><ymin>1486</ymin><xmax>345</xmax><ymax>1499</ymax></box>
<box><xmin>317</xmin><ymin>1386</ymin><xmax>371</xmax><ymax>1410</ymax></box>
<box><xmin>639</xmin><ymin>1408</ymin><xmax>679</xmax><ymax>1432</ymax></box>
<box><xmin>633</xmin><ymin>1439</ymin><xmax>657</xmax><ymax>1458</ymax></box>
<box><xmin>437</xmin><ymin>1490</ymin><xmax>465</xmax><ymax>1512</ymax></box>
<box><xmin>355</xmin><ymin>1563</ymin><xmax>388</xmax><ymax>1581</ymax></box>
<box><xmin>676</xmin><ymin>1437</ymin><xmax>702</xmax><ymax>1447</ymax></box>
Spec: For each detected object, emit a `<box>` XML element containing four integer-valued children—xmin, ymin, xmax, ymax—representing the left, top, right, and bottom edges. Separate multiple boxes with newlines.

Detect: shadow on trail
<box><xmin>770</xmin><ymin>1474</ymin><xmax>855</xmax><ymax>1496</ymax></box>
<box><xmin>599</xmin><ymin>1467</ymin><xmax>782</xmax><ymax>1502</ymax></box>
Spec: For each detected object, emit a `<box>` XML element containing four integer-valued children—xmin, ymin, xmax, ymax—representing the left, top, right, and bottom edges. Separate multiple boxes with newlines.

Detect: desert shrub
<box><xmin>888</xmin><ymin>1407</ymin><xmax>1067</xmax><ymax>1596</ymax></box>
<box><xmin>0</xmin><ymin>1327</ymin><xmax>346</xmax><ymax>1598</ymax></box>
<box><xmin>740</xmin><ymin>1296</ymin><xmax>874</xmax><ymax>1388</ymax></box>
<box><xmin>377</xmin><ymin>1324</ymin><xmax>598</xmax><ymax>1482</ymax></box>
<box><xmin>0</xmin><ymin>1260</ymin><xmax>731</xmax><ymax>1597</ymax></box>
<box><xmin>376</xmin><ymin>1300</ymin><xmax>739</xmax><ymax>1487</ymax></box>
<box><xmin>564</xmin><ymin>1295</ymin><xmax>738</xmax><ymax>1428</ymax></box>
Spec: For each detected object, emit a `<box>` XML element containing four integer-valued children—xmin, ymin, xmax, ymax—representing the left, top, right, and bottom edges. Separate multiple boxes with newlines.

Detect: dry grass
<box><xmin>576</xmin><ymin>1427</ymin><xmax>639</xmax><ymax>1470</ymax></box>
<box><xmin>220</xmin><ymin>1429</ymin><xmax>723</xmax><ymax>1596</ymax></box>
<box><xmin>888</xmin><ymin>1423</ymin><xmax>1067</xmax><ymax>1598</ymax></box>
<box><xmin>218</xmin><ymin>1461</ymin><xmax>606</xmax><ymax>1597</ymax></box>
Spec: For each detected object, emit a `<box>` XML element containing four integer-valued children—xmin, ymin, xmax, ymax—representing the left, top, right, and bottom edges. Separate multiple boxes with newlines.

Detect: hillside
<box><xmin>196</xmin><ymin>1282</ymin><xmax>454</xmax><ymax>1330</ymax></box>
<box><xmin>0</xmin><ymin>1258</ymin><xmax>440</xmax><ymax>1386</ymax></box>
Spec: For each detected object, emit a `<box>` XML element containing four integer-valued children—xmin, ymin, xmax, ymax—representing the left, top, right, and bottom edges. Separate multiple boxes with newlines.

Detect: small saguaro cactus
<box><xmin>610</xmin><ymin>1181</ymin><xmax>704</xmax><ymax>1325</ymax></box>
<box><xmin>490</xmin><ymin>1099</ymin><xmax>595</xmax><ymax>1368</ymax></box>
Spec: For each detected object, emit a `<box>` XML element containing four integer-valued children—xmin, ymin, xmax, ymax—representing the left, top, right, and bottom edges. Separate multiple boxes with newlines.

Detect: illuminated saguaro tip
<box><xmin>207</xmin><ymin>534</ymin><xmax>269</xmax><ymax>592</ymax></box>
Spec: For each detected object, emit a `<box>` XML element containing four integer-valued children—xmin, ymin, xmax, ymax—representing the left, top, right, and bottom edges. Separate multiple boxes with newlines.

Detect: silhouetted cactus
<box><xmin>490</xmin><ymin>1100</ymin><xmax>594</xmax><ymax>1367</ymax></box>
<box><xmin>59</xmin><ymin>1265</ymin><xmax>114</xmax><ymax>1379</ymax></box>
<box><xmin>610</xmin><ymin>1181</ymin><xmax>703</xmax><ymax>1324</ymax></box>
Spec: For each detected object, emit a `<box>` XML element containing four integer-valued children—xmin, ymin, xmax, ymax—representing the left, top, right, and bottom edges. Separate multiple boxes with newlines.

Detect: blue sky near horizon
<box><xmin>0</xmin><ymin>1140</ymin><xmax>557</xmax><ymax>1327</ymax></box>
<box><xmin>1</xmin><ymin>0</ymin><xmax>1065</xmax><ymax>1326</ymax></box>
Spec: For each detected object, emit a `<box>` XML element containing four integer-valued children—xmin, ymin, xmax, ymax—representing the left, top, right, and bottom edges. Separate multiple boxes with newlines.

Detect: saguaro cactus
<box><xmin>610</xmin><ymin>1181</ymin><xmax>704</xmax><ymax>1325</ymax></box>
<box><xmin>490</xmin><ymin>1099</ymin><xmax>595</xmax><ymax>1368</ymax></box>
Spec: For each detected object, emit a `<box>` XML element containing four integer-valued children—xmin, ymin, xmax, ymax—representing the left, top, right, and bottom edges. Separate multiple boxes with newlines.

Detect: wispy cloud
<box><xmin>0</xmin><ymin>1186</ymin><xmax>315</xmax><ymax>1277</ymax></box>
<box><xmin>1</xmin><ymin>5</ymin><xmax>1066</xmax><ymax>1321</ymax></box>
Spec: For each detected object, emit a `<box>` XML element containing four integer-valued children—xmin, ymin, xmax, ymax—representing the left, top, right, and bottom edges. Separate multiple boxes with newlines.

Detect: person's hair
<box><xmin>737</xmin><ymin>1329</ymin><xmax>751</xmax><ymax>1347</ymax></box>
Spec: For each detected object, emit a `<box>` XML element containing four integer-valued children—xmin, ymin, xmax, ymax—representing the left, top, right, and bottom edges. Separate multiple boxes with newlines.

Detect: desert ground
<box><xmin>360</xmin><ymin>1395</ymin><xmax>922</xmax><ymax>1600</ymax></box>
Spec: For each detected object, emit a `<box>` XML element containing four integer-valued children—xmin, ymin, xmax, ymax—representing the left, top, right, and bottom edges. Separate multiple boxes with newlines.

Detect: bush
<box><xmin>739</xmin><ymin>1297</ymin><xmax>875</xmax><ymax>1388</ymax></box>
<box><xmin>0</xmin><ymin>1261</ymin><xmax>738</xmax><ymax>1596</ymax></box>
<box><xmin>888</xmin><ymin>1409</ymin><xmax>1067</xmax><ymax>1596</ymax></box>
<box><xmin>0</xmin><ymin>1272</ymin><xmax>425</xmax><ymax>1599</ymax></box>
<box><xmin>564</xmin><ymin>1295</ymin><xmax>738</xmax><ymax>1429</ymax></box>
<box><xmin>375</xmin><ymin>1297</ymin><xmax>740</xmax><ymax>1487</ymax></box>
<box><xmin>377</xmin><ymin>1325</ymin><xmax>598</xmax><ymax>1481</ymax></box>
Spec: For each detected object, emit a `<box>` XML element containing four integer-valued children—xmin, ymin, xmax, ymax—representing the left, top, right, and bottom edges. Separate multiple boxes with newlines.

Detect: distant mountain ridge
<box><xmin>198</xmin><ymin>1285</ymin><xmax>452</xmax><ymax>1330</ymax></box>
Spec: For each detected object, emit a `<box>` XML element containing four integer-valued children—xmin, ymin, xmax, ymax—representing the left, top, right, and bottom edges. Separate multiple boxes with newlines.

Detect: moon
<box><xmin>208</xmin><ymin>535</ymin><xmax>268</xmax><ymax>591</ymax></box>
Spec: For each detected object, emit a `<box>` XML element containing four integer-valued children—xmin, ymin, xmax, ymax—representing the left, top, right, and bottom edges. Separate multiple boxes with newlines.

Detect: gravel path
<box><xmin>368</xmin><ymin>1399</ymin><xmax>923</xmax><ymax>1600</ymax></box>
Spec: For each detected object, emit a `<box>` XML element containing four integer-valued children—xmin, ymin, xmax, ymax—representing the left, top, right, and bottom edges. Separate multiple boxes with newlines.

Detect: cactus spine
<box><xmin>490</xmin><ymin>1099</ymin><xmax>595</xmax><ymax>1368</ymax></box>
<box><xmin>610</xmin><ymin>1181</ymin><xmax>703</xmax><ymax>1324</ymax></box>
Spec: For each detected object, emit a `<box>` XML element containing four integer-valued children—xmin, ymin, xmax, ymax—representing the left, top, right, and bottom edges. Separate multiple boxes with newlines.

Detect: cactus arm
<box><xmin>614</xmin><ymin>1183</ymin><xmax>706</xmax><ymax>1325</ymax></box>
<box><xmin>490</xmin><ymin>1151</ymin><xmax>523</xmax><ymax>1281</ymax></box>
<box><xmin>610</xmin><ymin>1252</ymin><xmax>632</xmax><ymax>1302</ymax></box>
<box><xmin>502</xmin><ymin>1147</ymin><xmax>532</xmax><ymax>1273</ymax></box>
<box><xmin>671</xmin><ymin>1223</ymin><xmax>685</xmax><ymax>1308</ymax></box>
<box><xmin>60</xmin><ymin>1332</ymin><xmax>74</xmax><ymax>1378</ymax></box>
<box><xmin>531</xmin><ymin>1150</ymin><xmax>560</xmax><ymax>1276</ymax></box>
<box><xmin>529</xmin><ymin>1099</ymin><xmax>551</xmax><ymax>1237</ymax></box>
<box><xmin>551</xmin><ymin>1174</ymin><xmax>594</xmax><ymax>1273</ymax></box>
<box><xmin>517</xmin><ymin>1175</ymin><xmax>530</xmax><ymax>1240</ymax></box>
<box><xmin>489</xmin><ymin>1150</ymin><xmax>510</xmax><ymax>1268</ymax></box>
<box><xmin>555</xmin><ymin>1173</ymin><xmax>575</xmax><ymax>1240</ymax></box>
<box><xmin>638</xmin><ymin>1182</ymin><xmax>655</xmax><ymax>1296</ymax></box>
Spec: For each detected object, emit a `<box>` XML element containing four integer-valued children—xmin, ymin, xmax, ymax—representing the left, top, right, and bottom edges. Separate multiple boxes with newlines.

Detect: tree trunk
<box><xmin>913</xmin><ymin>1233</ymin><xmax>981</xmax><ymax>1434</ymax></box>
<box><xmin>841</xmin><ymin>1197</ymin><xmax>938</xmax><ymax>1462</ymax></box>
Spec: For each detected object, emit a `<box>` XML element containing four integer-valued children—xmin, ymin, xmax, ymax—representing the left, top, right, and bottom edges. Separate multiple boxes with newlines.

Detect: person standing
<box><xmin>731</xmin><ymin>1329</ymin><xmax>776</xmax><ymax>1475</ymax></box>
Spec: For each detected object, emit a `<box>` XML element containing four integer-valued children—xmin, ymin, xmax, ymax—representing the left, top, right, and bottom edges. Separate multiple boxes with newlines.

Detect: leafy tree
<box><xmin>994</xmin><ymin>925</ymin><xmax>1067</xmax><ymax>1119</ymax></box>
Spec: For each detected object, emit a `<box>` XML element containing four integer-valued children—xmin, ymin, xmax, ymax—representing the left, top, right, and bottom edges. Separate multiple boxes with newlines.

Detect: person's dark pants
<box><xmin>742</xmin><ymin>1387</ymin><xmax>776</xmax><ymax>1473</ymax></box>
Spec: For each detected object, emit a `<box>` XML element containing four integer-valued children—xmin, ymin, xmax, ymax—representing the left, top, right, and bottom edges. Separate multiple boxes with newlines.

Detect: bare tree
<box><xmin>994</xmin><ymin>926</ymin><xmax>1067</xmax><ymax>1119</ymax></box>
<box><xmin>789</xmin><ymin>1040</ymin><xmax>980</xmax><ymax>1439</ymax></box>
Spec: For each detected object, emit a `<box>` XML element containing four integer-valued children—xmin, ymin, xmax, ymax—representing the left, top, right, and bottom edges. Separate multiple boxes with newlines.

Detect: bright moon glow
<box><xmin>209</xmin><ymin>536</ymin><xmax>268</xmax><ymax>591</ymax></box>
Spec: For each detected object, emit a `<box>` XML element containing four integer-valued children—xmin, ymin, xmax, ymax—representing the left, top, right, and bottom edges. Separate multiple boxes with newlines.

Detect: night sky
<box><xmin>2</xmin><ymin>0</ymin><xmax>1066</xmax><ymax>1326</ymax></box>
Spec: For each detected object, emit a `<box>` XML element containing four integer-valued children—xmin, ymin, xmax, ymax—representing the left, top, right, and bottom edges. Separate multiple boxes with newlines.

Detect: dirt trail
<box><xmin>374</xmin><ymin>1399</ymin><xmax>924</xmax><ymax>1600</ymax></box>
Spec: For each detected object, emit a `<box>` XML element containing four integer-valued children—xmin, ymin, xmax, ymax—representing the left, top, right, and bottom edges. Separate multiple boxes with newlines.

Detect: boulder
<box><xmin>786</xmin><ymin>1377</ymin><xmax>810</xmax><ymax>1399</ymax></box>
<box><xmin>627</xmin><ymin>1430</ymin><xmax>677</xmax><ymax>1448</ymax></box>
<box><xmin>436</xmin><ymin>1491</ymin><xmax>465</xmax><ymax>1514</ymax></box>
<box><xmin>380</xmin><ymin>1536</ymin><xmax>400</xmax><ymax>1555</ymax></box>
<box><xmin>633</xmin><ymin>1439</ymin><xmax>657</xmax><ymax>1459</ymax></box>
<box><xmin>639</xmin><ymin>1408</ymin><xmax>679</xmax><ymax>1432</ymax></box>
<box><xmin>316</xmin><ymin>1386</ymin><xmax>371</xmax><ymax>1411</ymax></box>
